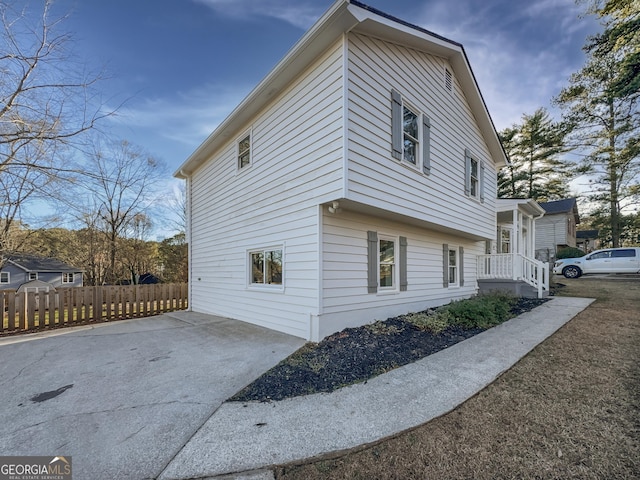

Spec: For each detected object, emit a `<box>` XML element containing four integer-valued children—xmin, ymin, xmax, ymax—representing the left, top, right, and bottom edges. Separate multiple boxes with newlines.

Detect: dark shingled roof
<box><xmin>577</xmin><ymin>229</ymin><xmax>599</xmax><ymax>239</ymax></box>
<box><xmin>538</xmin><ymin>198</ymin><xmax>580</xmax><ymax>224</ymax></box>
<box><xmin>5</xmin><ymin>253</ymin><xmax>83</xmax><ymax>272</ymax></box>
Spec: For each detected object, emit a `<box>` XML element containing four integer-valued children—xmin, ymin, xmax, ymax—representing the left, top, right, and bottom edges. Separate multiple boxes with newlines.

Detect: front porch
<box><xmin>478</xmin><ymin>199</ymin><xmax>550</xmax><ymax>298</ymax></box>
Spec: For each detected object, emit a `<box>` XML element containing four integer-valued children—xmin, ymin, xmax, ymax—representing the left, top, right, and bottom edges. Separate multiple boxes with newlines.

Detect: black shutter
<box><xmin>367</xmin><ymin>231</ymin><xmax>378</xmax><ymax>293</ymax></box>
<box><xmin>459</xmin><ymin>246</ymin><xmax>465</xmax><ymax>287</ymax></box>
<box><xmin>400</xmin><ymin>236</ymin><xmax>408</xmax><ymax>291</ymax></box>
<box><xmin>442</xmin><ymin>243</ymin><xmax>449</xmax><ymax>288</ymax></box>
<box><xmin>391</xmin><ymin>90</ymin><xmax>402</xmax><ymax>160</ymax></box>
<box><xmin>422</xmin><ymin>116</ymin><xmax>431</xmax><ymax>174</ymax></box>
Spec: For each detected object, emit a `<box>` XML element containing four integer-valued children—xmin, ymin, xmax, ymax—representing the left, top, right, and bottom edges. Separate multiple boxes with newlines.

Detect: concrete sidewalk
<box><xmin>158</xmin><ymin>296</ymin><xmax>595</xmax><ymax>480</ymax></box>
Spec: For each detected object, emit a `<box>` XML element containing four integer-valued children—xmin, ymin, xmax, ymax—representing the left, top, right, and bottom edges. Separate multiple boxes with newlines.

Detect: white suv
<box><xmin>553</xmin><ymin>247</ymin><xmax>640</xmax><ymax>278</ymax></box>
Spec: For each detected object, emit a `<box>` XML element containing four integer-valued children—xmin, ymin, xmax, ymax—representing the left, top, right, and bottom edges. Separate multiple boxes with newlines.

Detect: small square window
<box><xmin>0</xmin><ymin>272</ymin><xmax>9</xmax><ymax>283</ymax></box>
<box><xmin>249</xmin><ymin>248</ymin><xmax>283</xmax><ymax>286</ymax></box>
<box><xmin>62</xmin><ymin>273</ymin><xmax>74</xmax><ymax>283</ymax></box>
<box><xmin>238</xmin><ymin>134</ymin><xmax>251</xmax><ymax>169</ymax></box>
<box><xmin>29</xmin><ymin>272</ymin><xmax>38</xmax><ymax>281</ymax></box>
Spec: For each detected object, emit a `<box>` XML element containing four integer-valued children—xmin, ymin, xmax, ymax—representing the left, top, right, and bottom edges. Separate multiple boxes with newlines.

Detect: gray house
<box><xmin>535</xmin><ymin>198</ymin><xmax>581</xmax><ymax>261</ymax></box>
<box><xmin>0</xmin><ymin>254</ymin><xmax>83</xmax><ymax>291</ymax></box>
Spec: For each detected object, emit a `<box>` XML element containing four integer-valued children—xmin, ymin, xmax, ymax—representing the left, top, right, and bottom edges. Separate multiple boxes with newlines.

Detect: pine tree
<box><xmin>498</xmin><ymin>108</ymin><xmax>572</xmax><ymax>201</ymax></box>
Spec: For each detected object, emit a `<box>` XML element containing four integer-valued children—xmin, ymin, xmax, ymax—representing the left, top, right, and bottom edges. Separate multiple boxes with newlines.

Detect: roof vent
<box><xmin>444</xmin><ymin>67</ymin><xmax>453</xmax><ymax>92</ymax></box>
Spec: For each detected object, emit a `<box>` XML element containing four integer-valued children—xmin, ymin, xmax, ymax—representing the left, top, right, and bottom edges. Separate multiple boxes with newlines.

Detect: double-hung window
<box><xmin>448</xmin><ymin>248</ymin><xmax>458</xmax><ymax>286</ymax></box>
<box><xmin>402</xmin><ymin>105</ymin><xmax>419</xmax><ymax>166</ymax></box>
<box><xmin>62</xmin><ymin>273</ymin><xmax>74</xmax><ymax>283</ymax></box>
<box><xmin>378</xmin><ymin>236</ymin><xmax>397</xmax><ymax>290</ymax></box>
<box><xmin>391</xmin><ymin>90</ymin><xmax>431</xmax><ymax>174</ymax></box>
<box><xmin>249</xmin><ymin>247</ymin><xmax>283</xmax><ymax>287</ymax></box>
<box><xmin>0</xmin><ymin>272</ymin><xmax>9</xmax><ymax>284</ymax></box>
<box><xmin>237</xmin><ymin>133</ymin><xmax>251</xmax><ymax>170</ymax></box>
<box><xmin>442</xmin><ymin>244</ymin><xmax>464</xmax><ymax>288</ymax></box>
<box><xmin>464</xmin><ymin>149</ymin><xmax>484</xmax><ymax>202</ymax></box>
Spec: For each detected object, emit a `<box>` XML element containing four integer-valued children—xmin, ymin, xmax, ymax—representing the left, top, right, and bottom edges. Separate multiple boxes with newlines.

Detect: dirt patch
<box><xmin>274</xmin><ymin>278</ymin><xmax>640</xmax><ymax>479</ymax></box>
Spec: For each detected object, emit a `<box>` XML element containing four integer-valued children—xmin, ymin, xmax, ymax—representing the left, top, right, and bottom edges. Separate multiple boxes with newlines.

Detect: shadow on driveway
<box><xmin>0</xmin><ymin>312</ymin><xmax>304</xmax><ymax>480</ymax></box>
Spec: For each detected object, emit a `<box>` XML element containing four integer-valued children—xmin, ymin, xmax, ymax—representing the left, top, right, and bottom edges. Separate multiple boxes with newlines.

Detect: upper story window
<box><xmin>237</xmin><ymin>133</ymin><xmax>251</xmax><ymax>170</ymax></box>
<box><xmin>391</xmin><ymin>89</ymin><xmax>431</xmax><ymax>174</ymax></box>
<box><xmin>402</xmin><ymin>105</ymin><xmax>419</xmax><ymax>165</ymax></box>
<box><xmin>470</xmin><ymin>157</ymin><xmax>479</xmax><ymax>197</ymax></box>
<box><xmin>249</xmin><ymin>247</ymin><xmax>283</xmax><ymax>287</ymax></box>
<box><xmin>62</xmin><ymin>273</ymin><xmax>74</xmax><ymax>283</ymax></box>
<box><xmin>29</xmin><ymin>272</ymin><xmax>38</xmax><ymax>281</ymax></box>
<box><xmin>464</xmin><ymin>149</ymin><xmax>485</xmax><ymax>202</ymax></box>
<box><xmin>0</xmin><ymin>272</ymin><xmax>9</xmax><ymax>283</ymax></box>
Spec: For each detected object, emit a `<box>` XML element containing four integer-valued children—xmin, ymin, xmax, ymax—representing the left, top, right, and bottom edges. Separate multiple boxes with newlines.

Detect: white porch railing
<box><xmin>477</xmin><ymin>253</ymin><xmax>549</xmax><ymax>298</ymax></box>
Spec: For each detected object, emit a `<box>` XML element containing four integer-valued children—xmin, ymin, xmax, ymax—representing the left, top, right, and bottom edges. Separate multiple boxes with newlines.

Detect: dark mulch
<box><xmin>230</xmin><ymin>297</ymin><xmax>548</xmax><ymax>403</ymax></box>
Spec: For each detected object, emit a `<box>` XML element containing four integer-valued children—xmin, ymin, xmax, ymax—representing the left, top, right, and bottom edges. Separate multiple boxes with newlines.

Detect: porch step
<box><xmin>477</xmin><ymin>279</ymin><xmax>549</xmax><ymax>298</ymax></box>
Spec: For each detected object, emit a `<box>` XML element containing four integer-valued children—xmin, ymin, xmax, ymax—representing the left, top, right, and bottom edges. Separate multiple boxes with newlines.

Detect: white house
<box><xmin>535</xmin><ymin>198</ymin><xmax>581</xmax><ymax>261</ymax></box>
<box><xmin>175</xmin><ymin>0</ymin><xmax>547</xmax><ymax>341</ymax></box>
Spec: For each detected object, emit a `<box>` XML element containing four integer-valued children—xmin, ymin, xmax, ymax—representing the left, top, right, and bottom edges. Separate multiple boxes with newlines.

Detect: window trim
<box><xmin>378</xmin><ymin>234</ymin><xmax>399</xmax><ymax>293</ymax></box>
<box><xmin>62</xmin><ymin>272</ymin><xmax>74</xmax><ymax>284</ymax></box>
<box><xmin>236</xmin><ymin>129</ymin><xmax>252</xmax><ymax>171</ymax></box>
<box><xmin>0</xmin><ymin>272</ymin><xmax>9</xmax><ymax>284</ymax></box>
<box><xmin>247</xmin><ymin>245</ymin><xmax>284</xmax><ymax>290</ymax></box>
<box><xmin>464</xmin><ymin>149</ymin><xmax>485</xmax><ymax>202</ymax></box>
<box><xmin>391</xmin><ymin>89</ymin><xmax>431</xmax><ymax>175</ymax></box>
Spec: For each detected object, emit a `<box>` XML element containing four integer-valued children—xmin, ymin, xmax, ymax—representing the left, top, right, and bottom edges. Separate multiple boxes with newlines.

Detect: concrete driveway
<box><xmin>0</xmin><ymin>312</ymin><xmax>304</xmax><ymax>480</ymax></box>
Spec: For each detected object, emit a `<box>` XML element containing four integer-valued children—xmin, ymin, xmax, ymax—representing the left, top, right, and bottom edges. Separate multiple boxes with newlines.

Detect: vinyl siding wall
<box><xmin>189</xmin><ymin>40</ymin><xmax>346</xmax><ymax>339</ymax></box>
<box><xmin>319</xmin><ymin>209</ymin><xmax>482</xmax><ymax>339</ymax></box>
<box><xmin>346</xmin><ymin>33</ymin><xmax>497</xmax><ymax>240</ymax></box>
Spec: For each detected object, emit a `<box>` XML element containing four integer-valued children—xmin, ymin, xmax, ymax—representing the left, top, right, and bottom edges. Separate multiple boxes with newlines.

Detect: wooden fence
<box><xmin>1</xmin><ymin>283</ymin><xmax>188</xmax><ymax>334</ymax></box>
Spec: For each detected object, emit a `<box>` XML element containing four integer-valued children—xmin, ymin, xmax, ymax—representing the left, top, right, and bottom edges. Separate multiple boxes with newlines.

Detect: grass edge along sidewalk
<box><xmin>274</xmin><ymin>278</ymin><xmax>640</xmax><ymax>480</ymax></box>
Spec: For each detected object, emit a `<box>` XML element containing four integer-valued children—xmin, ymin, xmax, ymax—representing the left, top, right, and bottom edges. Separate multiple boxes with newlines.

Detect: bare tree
<box><xmin>84</xmin><ymin>139</ymin><xmax>164</xmax><ymax>284</ymax></box>
<box><xmin>0</xmin><ymin>0</ymin><xmax>110</xmax><ymax>260</ymax></box>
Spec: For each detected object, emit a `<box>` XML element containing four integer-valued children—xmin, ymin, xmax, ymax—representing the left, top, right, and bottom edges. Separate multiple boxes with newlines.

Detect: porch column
<box><xmin>512</xmin><ymin>208</ymin><xmax>519</xmax><ymax>279</ymax></box>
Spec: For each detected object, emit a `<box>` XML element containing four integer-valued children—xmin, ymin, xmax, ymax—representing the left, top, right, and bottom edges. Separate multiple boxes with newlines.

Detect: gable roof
<box><xmin>175</xmin><ymin>0</ymin><xmax>508</xmax><ymax>179</ymax></box>
<box><xmin>4</xmin><ymin>253</ymin><xmax>83</xmax><ymax>273</ymax></box>
<box><xmin>538</xmin><ymin>198</ymin><xmax>580</xmax><ymax>224</ymax></box>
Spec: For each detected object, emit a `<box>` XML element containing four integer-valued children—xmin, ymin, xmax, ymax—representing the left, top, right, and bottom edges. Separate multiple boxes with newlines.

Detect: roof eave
<box><xmin>175</xmin><ymin>0</ymin><xmax>508</xmax><ymax>178</ymax></box>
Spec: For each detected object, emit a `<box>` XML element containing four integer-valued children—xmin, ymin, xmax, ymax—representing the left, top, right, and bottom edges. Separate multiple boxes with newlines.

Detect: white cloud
<box><xmin>192</xmin><ymin>0</ymin><xmax>326</xmax><ymax>29</ymax></box>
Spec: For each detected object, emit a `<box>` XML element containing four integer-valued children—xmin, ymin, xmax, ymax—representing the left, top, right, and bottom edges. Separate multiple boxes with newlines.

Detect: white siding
<box><xmin>189</xmin><ymin>40</ymin><xmax>346</xmax><ymax>339</ymax></box>
<box><xmin>346</xmin><ymin>33</ymin><xmax>497</xmax><ymax>240</ymax></box>
<box><xmin>319</xmin><ymin>209</ymin><xmax>483</xmax><ymax>339</ymax></box>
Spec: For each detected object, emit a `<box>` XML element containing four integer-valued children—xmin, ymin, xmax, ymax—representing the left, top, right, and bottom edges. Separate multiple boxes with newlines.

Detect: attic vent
<box><xmin>444</xmin><ymin>68</ymin><xmax>453</xmax><ymax>92</ymax></box>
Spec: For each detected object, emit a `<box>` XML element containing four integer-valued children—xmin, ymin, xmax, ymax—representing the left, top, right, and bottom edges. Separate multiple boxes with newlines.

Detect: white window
<box><xmin>29</xmin><ymin>272</ymin><xmax>38</xmax><ymax>281</ymax></box>
<box><xmin>464</xmin><ymin>149</ymin><xmax>484</xmax><ymax>202</ymax></box>
<box><xmin>500</xmin><ymin>228</ymin><xmax>511</xmax><ymax>254</ymax></box>
<box><xmin>237</xmin><ymin>132</ymin><xmax>251</xmax><ymax>170</ymax></box>
<box><xmin>378</xmin><ymin>236</ymin><xmax>397</xmax><ymax>291</ymax></box>
<box><xmin>448</xmin><ymin>248</ymin><xmax>458</xmax><ymax>286</ymax></box>
<box><xmin>402</xmin><ymin>104</ymin><xmax>419</xmax><ymax>165</ymax></box>
<box><xmin>391</xmin><ymin>90</ymin><xmax>431</xmax><ymax>174</ymax></box>
<box><xmin>62</xmin><ymin>273</ymin><xmax>74</xmax><ymax>283</ymax></box>
<box><xmin>0</xmin><ymin>272</ymin><xmax>9</xmax><ymax>283</ymax></box>
<box><xmin>249</xmin><ymin>247</ymin><xmax>283</xmax><ymax>287</ymax></box>
<box><xmin>470</xmin><ymin>158</ymin><xmax>479</xmax><ymax>198</ymax></box>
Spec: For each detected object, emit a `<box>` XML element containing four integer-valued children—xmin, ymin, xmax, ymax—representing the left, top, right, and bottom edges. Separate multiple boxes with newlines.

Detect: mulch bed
<box><xmin>230</xmin><ymin>297</ymin><xmax>548</xmax><ymax>403</ymax></box>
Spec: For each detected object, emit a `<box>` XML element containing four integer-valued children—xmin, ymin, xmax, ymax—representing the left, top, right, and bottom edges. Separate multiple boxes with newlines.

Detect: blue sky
<box><xmin>43</xmin><ymin>0</ymin><xmax>600</xmax><ymax>174</ymax></box>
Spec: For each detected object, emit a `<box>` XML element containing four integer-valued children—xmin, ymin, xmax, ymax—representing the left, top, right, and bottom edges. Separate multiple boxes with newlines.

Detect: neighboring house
<box><xmin>535</xmin><ymin>198</ymin><xmax>581</xmax><ymax>261</ymax></box>
<box><xmin>175</xmin><ymin>0</ymin><xmax>544</xmax><ymax>341</ymax></box>
<box><xmin>576</xmin><ymin>230</ymin><xmax>600</xmax><ymax>252</ymax></box>
<box><xmin>0</xmin><ymin>254</ymin><xmax>84</xmax><ymax>291</ymax></box>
